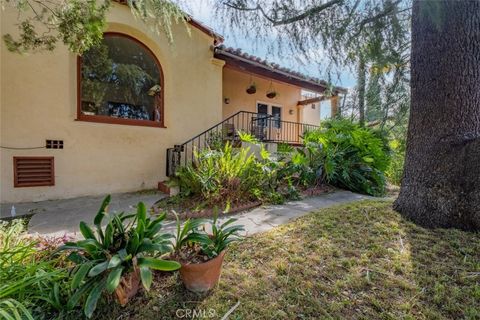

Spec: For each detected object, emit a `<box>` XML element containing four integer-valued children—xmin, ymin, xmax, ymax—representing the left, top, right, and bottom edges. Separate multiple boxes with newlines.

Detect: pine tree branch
<box><xmin>351</xmin><ymin>0</ymin><xmax>405</xmax><ymax>38</ymax></box>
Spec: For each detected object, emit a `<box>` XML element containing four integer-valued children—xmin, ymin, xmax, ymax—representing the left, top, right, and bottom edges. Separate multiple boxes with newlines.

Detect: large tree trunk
<box><xmin>394</xmin><ymin>0</ymin><xmax>480</xmax><ymax>230</ymax></box>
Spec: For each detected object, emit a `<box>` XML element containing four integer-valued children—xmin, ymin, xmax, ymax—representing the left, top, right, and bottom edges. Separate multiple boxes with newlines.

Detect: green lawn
<box><xmin>94</xmin><ymin>200</ymin><xmax>480</xmax><ymax>320</ymax></box>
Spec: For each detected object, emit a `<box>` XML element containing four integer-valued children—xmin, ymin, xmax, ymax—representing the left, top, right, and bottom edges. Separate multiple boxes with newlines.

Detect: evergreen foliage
<box><xmin>2</xmin><ymin>0</ymin><xmax>188</xmax><ymax>54</ymax></box>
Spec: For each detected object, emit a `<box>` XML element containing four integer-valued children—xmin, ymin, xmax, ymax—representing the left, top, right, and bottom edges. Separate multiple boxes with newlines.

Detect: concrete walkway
<box><xmin>200</xmin><ymin>191</ymin><xmax>370</xmax><ymax>236</ymax></box>
<box><xmin>8</xmin><ymin>190</ymin><xmax>370</xmax><ymax>237</ymax></box>
<box><xmin>1</xmin><ymin>191</ymin><xmax>165</xmax><ymax>234</ymax></box>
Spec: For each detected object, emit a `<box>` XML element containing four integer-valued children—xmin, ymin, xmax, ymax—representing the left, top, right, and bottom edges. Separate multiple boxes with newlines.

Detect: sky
<box><xmin>177</xmin><ymin>1</ymin><xmax>357</xmax><ymax>89</ymax></box>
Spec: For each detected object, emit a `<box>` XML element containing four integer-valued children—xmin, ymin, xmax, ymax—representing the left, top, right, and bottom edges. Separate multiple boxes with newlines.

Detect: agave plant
<box><xmin>60</xmin><ymin>195</ymin><xmax>180</xmax><ymax>318</ymax></box>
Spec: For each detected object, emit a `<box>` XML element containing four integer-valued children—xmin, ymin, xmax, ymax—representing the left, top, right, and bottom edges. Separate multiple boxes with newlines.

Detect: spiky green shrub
<box><xmin>175</xmin><ymin>142</ymin><xmax>264</xmax><ymax>204</ymax></box>
<box><xmin>304</xmin><ymin>119</ymin><xmax>391</xmax><ymax>196</ymax></box>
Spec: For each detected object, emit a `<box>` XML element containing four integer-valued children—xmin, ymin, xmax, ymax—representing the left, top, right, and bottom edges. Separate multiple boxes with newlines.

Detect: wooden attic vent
<box><xmin>13</xmin><ymin>157</ymin><xmax>55</xmax><ymax>187</ymax></box>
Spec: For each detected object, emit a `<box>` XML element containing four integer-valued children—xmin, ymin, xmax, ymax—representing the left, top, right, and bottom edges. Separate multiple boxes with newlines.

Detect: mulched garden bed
<box><xmin>299</xmin><ymin>184</ymin><xmax>333</xmax><ymax>197</ymax></box>
<box><xmin>153</xmin><ymin>185</ymin><xmax>334</xmax><ymax>220</ymax></box>
<box><xmin>153</xmin><ymin>197</ymin><xmax>262</xmax><ymax>220</ymax></box>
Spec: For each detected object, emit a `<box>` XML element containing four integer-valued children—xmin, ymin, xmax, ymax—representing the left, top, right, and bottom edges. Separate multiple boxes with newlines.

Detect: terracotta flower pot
<box><xmin>114</xmin><ymin>268</ymin><xmax>141</xmax><ymax>306</ymax></box>
<box><xmin>179</xmin><ymin>251</ymin><xmax>226</xmax><ymax>293</ymax></box>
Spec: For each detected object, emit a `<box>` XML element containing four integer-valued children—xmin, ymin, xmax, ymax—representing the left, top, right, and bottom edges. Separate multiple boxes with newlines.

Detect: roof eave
<box><xmin>187</xmin><ymin>17</ymin><xmax>224</xmax><ymax>44</ymax></box>
<box><xmin>112</xmin><ymin>0</ymin><xmax>224</xmax><ymax>44</ymax></box>
<box><xmin>215</xmin><ymin>48</ymin><xmax>347</xmax><ymax>95</ymax></box>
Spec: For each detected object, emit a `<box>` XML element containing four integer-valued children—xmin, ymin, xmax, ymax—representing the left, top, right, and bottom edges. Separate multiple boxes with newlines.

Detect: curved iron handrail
<box><xmin>166</xmin><ymin>111</ymin><xmax>319</xmax><ymax>176</ymax></box>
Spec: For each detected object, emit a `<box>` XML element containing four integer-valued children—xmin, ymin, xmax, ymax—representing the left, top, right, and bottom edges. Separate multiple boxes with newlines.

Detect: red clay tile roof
<box><xmin>214</xmin><ymin>45</ymin><xmax>347</xmax><ymax>94</ymax></box>
<box><xmin>113</xmin><ymin>1</ymin><xmax>345</xmax><ymax>93</ymax></box>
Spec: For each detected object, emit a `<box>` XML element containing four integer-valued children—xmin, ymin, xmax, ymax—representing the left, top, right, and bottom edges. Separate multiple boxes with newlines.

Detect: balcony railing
<box><xmin>166</xmin><ymin>111</ymin><xmax>319</xmax><ymax>177</ymax></box>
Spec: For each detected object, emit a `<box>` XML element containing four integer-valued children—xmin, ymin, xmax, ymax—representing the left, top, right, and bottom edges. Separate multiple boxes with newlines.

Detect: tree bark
<box><xmin>394</xmin><ymin>0</ymin><xmax>480</xmax><ymax>230</ymax></box>
<box><xmin>357</xmin><ymin>55</ymin><xmax>366</xmax><ymax>126</ymax></box>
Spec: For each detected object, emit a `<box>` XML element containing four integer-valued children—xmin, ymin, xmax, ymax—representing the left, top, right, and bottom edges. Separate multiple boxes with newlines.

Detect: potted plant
<box><xmin>266</xmin><ymin>90</ymin><xmax>277</xmax><ymax>99</ymax></box>
<box><xmin>60</xmin><ymin>196</ymin><xmax>180</xmax><ymax>318</ymax></box>
<box><xmin>246</xmin><ymin>83</ymin><xmax>257</xmax><ymax>94</ymax></box>
<box><xmin>266</xmin><ymin>81</ymin><xmax>277</xmax><ymax>98</ymax></box>
<box><xmin>173</xmin><ymin>214</ymin><xmax>244</xmax><ymax>293</ymax></box>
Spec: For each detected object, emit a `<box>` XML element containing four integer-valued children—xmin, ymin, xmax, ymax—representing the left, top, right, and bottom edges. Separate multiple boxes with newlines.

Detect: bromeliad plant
<box><xmin>173</xmin><ymin>213</ymin><xmax>244</xmax><ymax>292</ymax></box>
<box><xmin>197</xmin><ymin>215</ymin><xmax>245</xmax><ymax>260</ymax></box>
<box><xmin>173</xmin><ymin>213</ymin><xmax>244</xmax><ymax>260</ymax></box>
<box><xmin>60</xmin><ymin>195</ymin><xmax>180</xmax><ymax>318</ymax></box>
<box><xmin>172</xmin><ymin>216</ymin><xmax>209</xmax><ymax>254</ymax></box>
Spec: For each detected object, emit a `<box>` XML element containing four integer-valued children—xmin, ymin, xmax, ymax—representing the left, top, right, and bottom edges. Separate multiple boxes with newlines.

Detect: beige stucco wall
<box><xmin>0</xmin><ymin>3</ymin><xmax>223</xmax><ymax>203</ymax></box>
<box><xmin>222</xmin><ymin>68</ymin><xmax>336</xmax><ymax>142</ymax></box>
<box><xmin>300</xmin><ymin>103</ymin><xmax>321</xmax><ymax>126</ymax></box>
<box><xmin>222</xmin><ymin>68</ymin><xmax>302</xmax><ymax>122</ymax></box>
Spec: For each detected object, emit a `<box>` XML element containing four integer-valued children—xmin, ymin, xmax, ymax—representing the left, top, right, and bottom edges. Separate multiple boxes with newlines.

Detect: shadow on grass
<box><xmin>91</xmin><ymin>200</ymin><xmax>480</xmax><ymax>320</ymax></box>
<box><xmin>404</xmin><ymin>220</ymin><xmax>480</xmax><ymax>319</ymax></box>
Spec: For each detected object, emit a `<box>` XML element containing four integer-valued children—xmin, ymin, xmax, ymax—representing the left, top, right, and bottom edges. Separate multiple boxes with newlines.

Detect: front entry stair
<box><xmin>165</xmin><ymin>110</ymin><xmax>319</xmax><ymax>178</ymax></box>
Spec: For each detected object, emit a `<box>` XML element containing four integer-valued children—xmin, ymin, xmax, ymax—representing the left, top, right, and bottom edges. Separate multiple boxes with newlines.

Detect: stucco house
<box><xmin>0</xmin><ymin>2</ymin><xmax>346</xmax><ymax>204</ymax></box>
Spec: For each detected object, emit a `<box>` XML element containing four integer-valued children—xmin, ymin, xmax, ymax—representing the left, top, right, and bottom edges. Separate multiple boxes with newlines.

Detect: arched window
<box><xmin>78</xmin><ymin>32</ymin><xmax>164</xmax><ymax>127</ymax></box>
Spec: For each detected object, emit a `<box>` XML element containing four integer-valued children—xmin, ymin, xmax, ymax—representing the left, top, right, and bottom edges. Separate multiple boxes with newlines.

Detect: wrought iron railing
<box><xmin>166</xmin><ymin>111</ymin><xmax>319</xmax><ymax>177</ymax></box>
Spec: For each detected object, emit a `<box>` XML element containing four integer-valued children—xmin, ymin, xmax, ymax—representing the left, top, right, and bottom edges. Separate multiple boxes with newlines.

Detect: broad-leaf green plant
<box><xmin>172</xmin><ymin>214</ymin><xmax>209</xmax><ymax>254</ymax></box>
<box><xmin>60</xmin><ymin>195</ymin><xmax>180</xmax><ymax>318</ymax></box>
<box><xmin>173</xmin><ymin>213</ymin><xmax>244</xmax><ymax>261</ymax></box>
<box><xmin>303</xmin><ymin>119</ymin><xmax>391</xmax><ymax>196</ymax></box>
<box><xmin>237</xmin><ymin>130</ymin><xmax>259</xmax><ymax>144</ymax></box>
<box><xmin>197</xmin><ymin>214</ymin><xmax>244</xmax><ymax>259</ymax></box>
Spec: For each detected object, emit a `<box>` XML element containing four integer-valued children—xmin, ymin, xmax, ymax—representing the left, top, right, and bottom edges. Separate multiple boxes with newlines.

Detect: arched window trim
<box><xmin>76</xmin><ymin>32</ymin><xmax>165</xmax><ymax>128</ymax></box>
